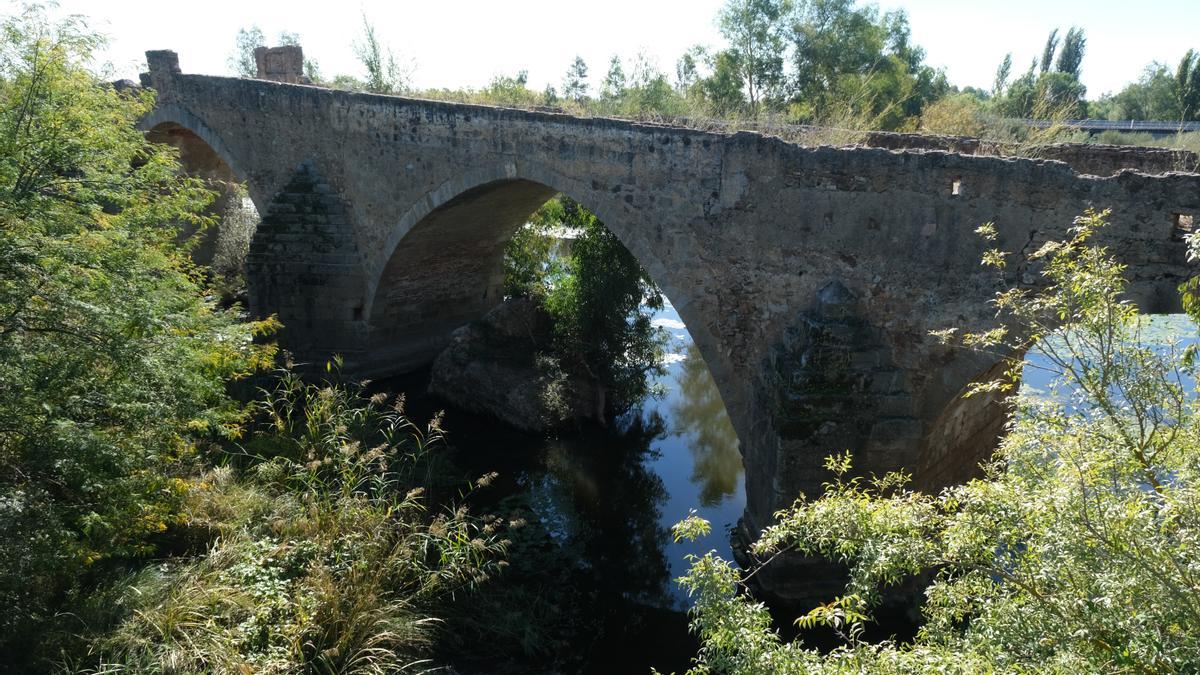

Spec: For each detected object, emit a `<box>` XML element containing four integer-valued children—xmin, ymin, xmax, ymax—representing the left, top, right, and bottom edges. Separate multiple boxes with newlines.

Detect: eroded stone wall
<box><xmin>139</xmin><ymin>52</ymin><xmax>1200</xmax><ymax>595</ymax></box>
<box><xmin>864</xmin><ymin>130</ymin><xmax>1200</xmax><ymax>177</ymax></box>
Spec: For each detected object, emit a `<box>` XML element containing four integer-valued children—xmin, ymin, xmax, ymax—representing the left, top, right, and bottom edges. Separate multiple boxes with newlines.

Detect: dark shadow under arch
<box><xmin>144</xmin><ymin>118</ymin><xmax>259</xmax><ymax>271</ymax></box>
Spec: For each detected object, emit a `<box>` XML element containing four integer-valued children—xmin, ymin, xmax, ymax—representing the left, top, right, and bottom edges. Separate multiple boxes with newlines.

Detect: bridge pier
<box><xmin>245</xmin><ymin>162</ymin><xmax>367</xmax><ymax>365</ymax></box>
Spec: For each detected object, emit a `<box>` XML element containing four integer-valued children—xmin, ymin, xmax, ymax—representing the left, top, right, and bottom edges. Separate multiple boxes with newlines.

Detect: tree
<box><xmin>510</xmin><ymin>197</ymin><xmax>667</xmax><ymax>419</ymax></box>
<box><xmin>787</xmin><ymin>0</ymin><xmax>887</xmax><ymax>106</ymax></box>
<box><xmin>601</xmin><ymin>55</ymin><xmax>627</xmax><ymax>102</ymax></box>
<box><xmin>354</xmin><ymin>13</ymin><xmax>408</xmax><ymax>94</ymax></box>
<box><xmin>619</xmin><ymin>54</ymin><xmax>688</xmax><ymax>117</ymax></box>
<box><xmin>993</xmin><ymin>52</ymin><xmax>1012</xmax><ymax>96</ymax></box>
<box><xmin>675</xmin><ymin>210</ymin><xmax>1200</xmax><ymax>671</ymax></box>
<box><xmin>228</xmin><ymin>24</ymin><xmax>264</xmax><ymax>77</ymax></box>
<box><xmin>1097</xmin><ymin>62</ymin><xmax>1180</xmax><ymax>120</ymax></box>
<box><xmin>676</xmin><ymin>48</ymin><xmax>702</xmax><ymax>91</ymax></box>
<box><xmin>563</xmin><ymin>55</ymin><xmax>589</xmax><ymax>101</ymax></box>
<box><xmin>0</xmin><ymin>7</ymin><xmax>273</xmax><ymax>661</ymax></box>
<box><xmin>991</xmin><ymin>28</ymin><xmax>1087</xmax><ymax>120</ymax></box>
<box><xmin>1177</xmin><ymin>49</ymin><xmax>1200</xmax><ymax>121</ymax></box>
<box><xmin>717</xmin><ymin>0</ymin><xmax>787</xmax><ymax>115</ymax></box>
<box><xmin>1055</xmin><ymin>26</ymin><xmax>1085</xmax><ymax>79</ymax></box>
<box><xmin>783</xmin><ymin>0</ymin><xmax>944</xmax><ymax>129</ymax></box>
<box><xmin>543</xmin><ymin>198</ymin><xmax>667</xmax><ymax>417</ymax></box>
<box><xmin>228</xmin><ymin>26</ymin><xmax>319</xmax><ymax>81</ymax></box>
<box><xmin>1039</xmin><ymin>27</ymin><xmax>1059</xmax><ymax>73</ymax></box>
<box><xmin>701</xmin><ymin>50</ymin><xmax>748</xmax><ymax>115</ymax></box>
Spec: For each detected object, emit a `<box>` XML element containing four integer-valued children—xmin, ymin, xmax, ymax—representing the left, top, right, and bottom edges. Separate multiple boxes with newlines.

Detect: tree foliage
<box><xmin>676</xmin><ymin>210</ymin><xmax>1200</xmax><ymax>672</ymax></box>
<box><xmin>1091</xmin><ymin>49</ymin><xmax>1200</xmax><ymax>123</ymax></box>
<box><xmin>1054</xmin><ymin>27</ymin><xmax>1086</xmax><ymax>79</ymax></box>
<box><xmin>503</xmin><ymin>197</ymin><xmax>667</xmax><ymax>419</ymax></box>
<box><xmin>227</xmin><ymin>25</ymin><xmax>318</xmax><ymax>81</ymax></box>
<box><xmin>1094</xmin><ymin>62</ymin><xmax>1182</xmax><ymax>121</ymax></box>
<box><xmin>227</xmin><ymin>25</ymin><xmax>264</xmax><ymax>78</ymax></box>
<box><xmin>991</xmin><ymin>28</ymin><xmax>1088</xmax><ymax>120</ymax></box>
<box><xmin>717</xmin><ymin>0</ymin><xmax>787</xmax><ymax>114</ymax></box>
<box><xmin>539</xmin><ymin>197</ymin><xmax>667</xmax><ymax>417</ymax></box>
<box><xmin>0</xmin><ymin>7</ymin><xmax>274</xmax><ymax>662</ymax></box>
<box><xmin>353</xmin><ymin>13</ymin><xmax>408</xmax><ymax>94</ymax></box>
<box><xmin>1178</xmin><ymin>49</ymin><xmax>1200</xmax><ymax>121</ymax></box>
<box><xmin>563</xmin><ymin>55</ymin><xmax>589</xmax><ymax>101</ymax></box>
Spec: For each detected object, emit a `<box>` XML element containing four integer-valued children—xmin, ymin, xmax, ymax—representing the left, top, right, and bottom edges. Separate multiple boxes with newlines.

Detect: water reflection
<box><xmin>534</xmin><ymin>413</ymin><xmax>673</xmax><ymax>607</ymax></box>
<box><xmin>671</xmin><ymin>344</ymin><xmax>742</xmax><ymax>506</ymax></box>
<box><xmin>418</xmin><ymin>297</ymin><xmax>745</xmax><ymax>672</ymax></box>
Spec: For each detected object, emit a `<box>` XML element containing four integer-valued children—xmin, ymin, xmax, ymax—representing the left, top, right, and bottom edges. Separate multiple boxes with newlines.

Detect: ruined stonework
<box><xmin>863</xmin><ymin>130</ymin><xmax>1199</xmax><ymax>177</ymax></box>
<box><xmin>139</xmin><ymin>49</ymin><xmax>1200</xmax><ymax>602</ymax></box>
<box><xmin>254</xmin><ymin>45</ymin><xmax>309</xmax><ymax>84</ymax></box>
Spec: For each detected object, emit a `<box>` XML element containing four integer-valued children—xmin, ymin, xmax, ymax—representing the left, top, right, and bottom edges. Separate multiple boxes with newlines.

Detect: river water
<box><xmin>386</xmin><ymin>297</ymin><xmax>743</xmax><ymax>673</ymax></box>
<box><xmin>402</xmin><ymin>287</ymin><xmax>1196</xmax><ymax>673</ymax></box>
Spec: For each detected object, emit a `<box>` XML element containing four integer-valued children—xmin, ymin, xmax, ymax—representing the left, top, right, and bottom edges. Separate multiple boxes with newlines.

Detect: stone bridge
<box><xmin>139</xmin><ymin>49</ymin><xmax>1199</xmax><ymax>556</ymax></box>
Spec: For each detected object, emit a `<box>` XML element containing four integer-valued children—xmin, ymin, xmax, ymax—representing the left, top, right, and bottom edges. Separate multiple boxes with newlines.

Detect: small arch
<box><xmin>140</xmin><ymin>104</ymin><xmax>264</xmax><ymax>213</ymax></box>
<box><xmin>142</xmin><ymin>108</ymin><xmax>260</xmax><ymax>281</ymax></box>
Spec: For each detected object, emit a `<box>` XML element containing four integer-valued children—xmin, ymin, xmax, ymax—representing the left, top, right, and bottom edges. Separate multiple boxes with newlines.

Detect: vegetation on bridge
<box><xmin>231</xmin><ymin>1</ymin><xmax>1200</xmax><ymax>152</ymax></box>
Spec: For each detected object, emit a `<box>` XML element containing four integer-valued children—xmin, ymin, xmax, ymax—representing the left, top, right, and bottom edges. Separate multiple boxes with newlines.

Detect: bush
<box><xmin>0</xmin><ymin>9</ymin><xmax>274</xmax><ymax>662</ymax></box>
<box><xmin>83</xmin><ymin>373</ymin><xmax>508</xmax><ymax>673</ymax></box>
<box><xmin>919</xmin><ymin>93</ymin><xmax>986</xmax><ymax>137</ymax></box>
<box><xmin>676</xmin><ymin>210</ymin><xmax>1200</xmax><ymax>672</ymax></box>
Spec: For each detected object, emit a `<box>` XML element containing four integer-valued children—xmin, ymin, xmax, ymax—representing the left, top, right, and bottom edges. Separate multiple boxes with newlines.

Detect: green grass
<box><xmin>65</xmin><ymin>373</ymin><xmax>509</xmax><ymax>674</ymax></box>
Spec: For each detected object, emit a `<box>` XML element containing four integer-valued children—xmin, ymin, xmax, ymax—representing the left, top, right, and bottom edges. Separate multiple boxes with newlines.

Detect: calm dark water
<box><xmin>385</xmin><ymin>298</ymin><xmax>744</xmax><ymax>673</ymax></box>
<box><xmin>394</xmin><ymin>302</ymin><xmax>1196</xmax><ymax>673</ymax></box>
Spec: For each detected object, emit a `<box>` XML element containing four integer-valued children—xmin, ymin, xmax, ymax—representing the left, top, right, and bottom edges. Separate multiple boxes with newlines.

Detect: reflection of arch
<box><xmin>365</xmin><ymin>162</ymin><xmax>745</xmax><ymax>451</ymax></box>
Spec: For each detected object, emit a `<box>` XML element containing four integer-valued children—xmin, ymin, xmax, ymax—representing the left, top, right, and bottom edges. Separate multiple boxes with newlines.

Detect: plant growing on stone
<box><xmin>674</xmin><ymin>209</ymin><xmax>1200</xmax><ymax>672</ymax></box>
<box><xmin>353</xmin><ymin>13</ymin><xmax>410</xmax><ymax>95</ymax></box>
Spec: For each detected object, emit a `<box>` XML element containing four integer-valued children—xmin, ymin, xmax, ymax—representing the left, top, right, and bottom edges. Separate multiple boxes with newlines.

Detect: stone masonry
<box><xmin>139</xmin><ymin>49</ymin><xmax>1200</xmax><ymax>601</ymax></box>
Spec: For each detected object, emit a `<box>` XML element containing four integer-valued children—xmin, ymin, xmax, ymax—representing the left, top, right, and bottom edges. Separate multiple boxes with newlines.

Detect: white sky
<box><xmin>28</xmin><ymin>0</ymin><xmax>1200</xmax><ymax>99</ymax></box>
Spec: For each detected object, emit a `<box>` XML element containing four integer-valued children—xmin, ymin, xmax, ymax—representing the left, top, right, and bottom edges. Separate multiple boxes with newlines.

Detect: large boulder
<box><xmin>428</xmin><ymin>297</ymin><xmax>600</xmax><ymax>432</ymax></box>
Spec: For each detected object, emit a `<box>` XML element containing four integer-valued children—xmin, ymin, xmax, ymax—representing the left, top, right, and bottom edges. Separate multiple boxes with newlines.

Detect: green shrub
<box><xmin>84</xmin><ymin>373</ymin><xmax>508</xmax><ymax>673</ymax></box>
<box><xmin>0</xmin><ymin>8</ymin><xmax>274</xmax><ymax>662</ymax></box>
<box><xmin>676</xmin><ymin>210</ymin><xmax>1200</xmax><ymax>672</ymax></box>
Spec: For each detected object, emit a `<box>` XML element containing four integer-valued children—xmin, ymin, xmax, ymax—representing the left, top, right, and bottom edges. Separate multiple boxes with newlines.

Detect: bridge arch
<box><xmin>141</xmin><ymin>104</ymin><xmax>263</xmax><ymax>275</ymax></box>
<box><xmin>140</xmin><ymin>104</ymin><xmax>265</xmax><ymax>213</ymax></box>
<box><xmin>362</xmin><ymin>161</ymin><xmax>747</xmax><ymax>452</ymax></box>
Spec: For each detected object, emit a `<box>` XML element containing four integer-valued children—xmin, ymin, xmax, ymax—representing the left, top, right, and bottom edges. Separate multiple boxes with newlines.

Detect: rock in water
<box><xmin>428</xmin><ymin>297</ymin><xmax>600</xmax><ymax>432</ymax></box>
